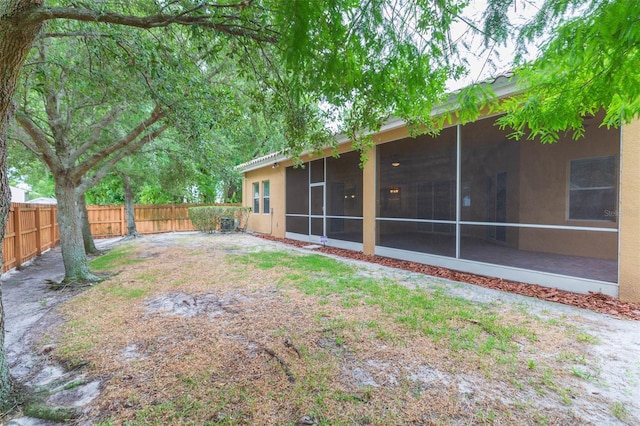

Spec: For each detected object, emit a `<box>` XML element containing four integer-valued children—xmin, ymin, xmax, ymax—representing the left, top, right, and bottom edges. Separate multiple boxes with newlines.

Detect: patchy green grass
<box><xmin>611</xmin><ymin>401</ymin><xmax>629</xmax><ymax>420</ymax></box>
<box><xmin>89</xmin><ymin>244</ymin><xmax>142</xmax><ymax>271</ymax></box>
<box><xmin>103</xmin><ymin>286</ymin><xmax>149</xmax><ymax>300</ymax></box>
<box><xmin>576</xmin><ymin>332</ymin><xmax>600</xmax><ymax>344</ymax></box>
<box><xmin>52</xmin><ymin>240</ymin><xmax>625</xmax><ymax>426</ymax></box>
<box><xmin>231</xmin><ymin>251</ymin><xmax>537</xmax><ymax>357</ymax></box>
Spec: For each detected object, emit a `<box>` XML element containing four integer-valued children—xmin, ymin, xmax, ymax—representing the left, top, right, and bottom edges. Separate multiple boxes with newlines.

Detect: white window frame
<box><xmin>262</xmin><ymin>180</ymin><xmax>270</xmax><ymax>214</ymax></box>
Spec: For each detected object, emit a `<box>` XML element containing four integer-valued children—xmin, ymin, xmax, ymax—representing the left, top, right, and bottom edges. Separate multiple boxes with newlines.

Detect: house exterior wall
<box><xmin>243</xmin><ymin>166</ymin><xmax>286</xmax><ymax>238</ymax></box>
<box><xmin>619</xmin><ymin>119</ymin><xmax>640</xmax><ymax>303</ymax></box>
<box><xmin>10</xmin><ymin>186</ymin><xmax>27</xmax><ymax>203</ymax></box>
<box><xmin>240</xmin><ymin>114</ymin><xmax>640</xmax><ymax>303</ymax></box>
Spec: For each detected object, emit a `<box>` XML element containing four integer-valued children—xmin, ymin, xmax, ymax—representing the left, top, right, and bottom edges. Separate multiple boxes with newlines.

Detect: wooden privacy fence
<box><xmin>2</xmin><ymin>203</ymin><xmax>59</xmax><ymax>272</ymax></box>
<box><xmin>86</xmin><ymin>203</ymin><xmax>240</xmax><ymax>238</ymax></box>
<box><xmin>2</xmin><ymin>202</ymin><xmax>239</xmax><ymax>272</ymax></box>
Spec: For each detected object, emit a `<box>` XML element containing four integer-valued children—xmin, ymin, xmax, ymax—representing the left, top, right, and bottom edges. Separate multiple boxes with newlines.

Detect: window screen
<box><xmin>326</xmin><ymin>151</ymin><xmax>362</xmax><ymax>218</ymax></box>
<box><xmin>252</xmin><ymin>182</ymin><xmax>260</xmax><ymax>214</ymax></box>
<box><xmin>569</xmin><ymin>156</ymin><xmax>616</xmax><ymax>221</ymax></box>
<box><xmin>263</xmin><ymin>180</ymin><xmax>270</xmax><ymax>214</ymax></box>
<box><xmin>286</xmin><ymin>166</ymin><xmax>309</xmax><ymax>214</ymax></box>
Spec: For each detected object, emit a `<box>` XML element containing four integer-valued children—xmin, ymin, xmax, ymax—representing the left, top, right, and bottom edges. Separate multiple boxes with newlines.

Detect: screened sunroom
<box><xmin>285</xmin><ymin>150</ymin><xmax>364</xmax><ymax>251</ymax></box>
<box><xmin>239</xmin><ymin>85</ymin><xmax>639</xmax><ymax>301</ymax></box>
<box><xmin>375</xmin><ymin>112</ymin><xmax>619</xmax><ymax>294</ymax></box>
<box><xmin>276</xmin><ymin>112</ymin><xmax>619</xmax><ymax>295</ymax></box>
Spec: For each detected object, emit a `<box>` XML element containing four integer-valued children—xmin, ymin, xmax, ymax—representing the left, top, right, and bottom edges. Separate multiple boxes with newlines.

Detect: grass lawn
<box><xmin>48</xmin><ymin>234</ymin><xmax>636</xmax><ymax>425</ymax></box>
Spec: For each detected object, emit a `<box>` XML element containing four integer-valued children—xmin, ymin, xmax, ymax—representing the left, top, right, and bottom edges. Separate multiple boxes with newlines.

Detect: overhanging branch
<box><xmin>38</xmin><ymin>32</ymin><xmax>114</xmax><ymax>39</ymax></box>
<box><xmin>27</xmin><ymin>6</ymin><xmax>279</xmax><ymax>44</ymax></box>
<box><xmin>79</xmin><ymin>124</ymin><xmax>169</xmax><ymax>193</ymax></box>
<box><xmin>74</xmin><ymin>104</ymin><xmax>167</xmax><ymax>178</ymax></box>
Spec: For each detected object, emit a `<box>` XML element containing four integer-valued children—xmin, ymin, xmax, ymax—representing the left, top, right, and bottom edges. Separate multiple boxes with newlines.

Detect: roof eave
<box><xmin>237</xmin><ymin>75</ymin><xmax>524</xmax><ymax>173</ymax></box>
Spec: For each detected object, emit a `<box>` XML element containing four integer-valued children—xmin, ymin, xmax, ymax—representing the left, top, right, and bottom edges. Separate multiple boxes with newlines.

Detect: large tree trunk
<box><xmin>54</xmin><ymin>178</ymin><xmax>100</xmax><ymax>283</ymax></box>
<box><xmin>0</xmin><ymin>115</ymin><xmax>13</xmax><ymax>407</ymax></box>
<box><xmin>0</xmin><ymin>0</ymin><xmax>46</xmax><ymax>406</ymax></box>
<box><xmin>122</xmin><ymin>174</ymin><xmax>139</xmax><ymax>237</ymax></box>
<box><xmin>78</xmin><ymin>192</ymin><xmax>99</xmax><ymax>255</ymax></box>
<box><xmin>226</xmin><ymin>180</ymin><xmax>238</xmax><ymax>203</ymax></box>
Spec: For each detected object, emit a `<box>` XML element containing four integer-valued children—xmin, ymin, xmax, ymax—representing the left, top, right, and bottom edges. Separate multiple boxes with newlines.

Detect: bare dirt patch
<box><xmin>3</xmin><ymin>232</ymin><xmax>640</xmax><ymax>425</ymax></box>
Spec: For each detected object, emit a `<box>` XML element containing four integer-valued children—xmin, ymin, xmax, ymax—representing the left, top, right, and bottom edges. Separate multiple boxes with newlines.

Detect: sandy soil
<box><xmin>1</xmin><ymin>232</ymin><xmax>639</xmax><ymax>425</ymax></box>
<box><xmin>2</xmin><ymin>238</ymin><xmax>120</xmax><ymax>426</ymax></box>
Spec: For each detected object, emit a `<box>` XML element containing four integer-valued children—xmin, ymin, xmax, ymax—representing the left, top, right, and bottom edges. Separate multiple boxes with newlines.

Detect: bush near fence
<box><xmin>188</xmin><ymin>206</ymin><xmax>251</xmax><ymax>233</ymax></box>
<box><xmin>2</xmin><ymin>202</ymin><xmax>239</xmax><ymax>272</ymax></box>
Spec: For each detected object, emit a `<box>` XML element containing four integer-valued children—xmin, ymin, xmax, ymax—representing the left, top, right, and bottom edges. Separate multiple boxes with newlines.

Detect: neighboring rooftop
<box><xmin>26</xmin><ymin>197</ymin><xmax>57</xmax><ymax>205</ymax></box>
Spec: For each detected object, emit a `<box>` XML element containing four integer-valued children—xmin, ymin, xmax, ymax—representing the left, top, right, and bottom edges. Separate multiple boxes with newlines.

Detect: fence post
<box><xmin>52</xmin><ymin>206</ymin><xmax>58</xmax><ymax>245</ymax></box>
<box><xmin>121</xmin><ymin>205</ymin><xmax>126</xmax><ymax>236</ymax></box>
<box><xmin>171</xmin><ymin>204</ymin><xmax>176</xmax><ymax>232</ymax></box>
<box><xmin>35</xmin><ymin>205</ymin><xmax>42</xmax><ymax>255</ymax></box>
<box><xmin>14</xmin><ymin>204</ymin><xmax>23</xmax><ymax>268</ymax></box>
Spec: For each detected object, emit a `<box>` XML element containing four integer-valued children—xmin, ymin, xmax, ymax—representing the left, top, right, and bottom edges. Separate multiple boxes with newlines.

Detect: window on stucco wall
<box><xmin>263</xmin><ymin>180</ymin><xmax>270</xmax><ymax>214</ymax></box>
<box><xmin>253</xmin><ymin>182</ymin><xmax>260</xmax><ymax>214</ymax></box>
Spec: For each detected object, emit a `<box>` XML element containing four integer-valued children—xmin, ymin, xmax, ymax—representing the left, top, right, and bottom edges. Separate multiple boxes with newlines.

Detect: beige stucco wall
<box><xmin>362</xmin><ymin>146</ymin><xmax>377</xmax><ymax>255</ymax></box>
<box><xmin>619</xmin><ymin>120</ymin><xmax>640</xmax><ymax>303</ymax></box>
<box><xmin>244</xmin><ymin>166</ymin><xmax>286</xmax><ymax>238</ymax></box>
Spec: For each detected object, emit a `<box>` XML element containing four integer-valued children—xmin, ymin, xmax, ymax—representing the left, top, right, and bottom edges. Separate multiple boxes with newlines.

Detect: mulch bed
<box><xmin>255</xmin><ymin>234</ymin><xmax>640</xmax><ymax>321</ymax></box>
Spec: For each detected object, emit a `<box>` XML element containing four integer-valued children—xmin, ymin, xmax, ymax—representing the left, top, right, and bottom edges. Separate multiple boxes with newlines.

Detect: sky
<box><xmin>446</xmin><ymin>0</ymin><xmax>543</xmax><ymax>91</ymax></box>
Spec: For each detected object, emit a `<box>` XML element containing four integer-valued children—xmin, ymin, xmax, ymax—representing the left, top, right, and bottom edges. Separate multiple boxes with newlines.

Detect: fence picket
<box><xmin>2</xmin><ymin>202</ymin><xmax>238</xmax><ymax>272</ymax></box>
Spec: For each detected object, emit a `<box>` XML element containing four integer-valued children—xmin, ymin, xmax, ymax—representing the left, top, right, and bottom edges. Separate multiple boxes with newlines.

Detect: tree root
<box><xmin>47</xmin><ymin>272</ymin><xmax>107</xmax><ymax>290</ymax></box>
<box><xmin>284</xmin><ymin>337</ymin><xmax>302</xmax><ymax>358</ymax></box>
<box><xmin>47</xmin><ymin>280</ymin><xmax>94</xmax><ymax>291</ymax></box>
<box><xmin>22</xmin><ymin>402</ymin><xmax>79</xmax><ymax>422</ymax></box>
<box><xmin>262</xmin><ymin>347</ymin><xmax>295</xmax><ymax>383</ymax></box>
<box><xmin>120</xmin><ymin>233</ymin><xmax>142</xmax><ymax>241</ymax></box>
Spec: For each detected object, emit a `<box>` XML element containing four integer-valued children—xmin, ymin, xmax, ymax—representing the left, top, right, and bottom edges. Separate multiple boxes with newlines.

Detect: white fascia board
<box><xmin>236</xmin><ymin>152</ymin><xmax>290</xmax><ymax>173</ymax></box>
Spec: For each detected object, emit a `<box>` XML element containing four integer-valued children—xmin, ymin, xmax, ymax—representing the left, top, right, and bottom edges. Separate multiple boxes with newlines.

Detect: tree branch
<box><xmin>74</xmin><ymin>104</ymin><xmax>167</xmax><ymax>178</ymax></box>
<box><xmin>14</xmin><ymin>111</ymin><xmax>60</xmax><ymax>173</ymax></box>
<box><xmin>37</xmin><ymin>31</ymin><xmax>113</xmax><ymax>39</ymax></box>
<box><xmin>7</xmin><ymin>124</ymin><xmax>41</xmax><ymax>157</ymax></box>
<box><xmin>79</xmin><ymin>124</ymin><xmax>169</xmax><ymax>193</ymax></box>
<box><xmin>26</xmin><ymin>6</ymin><xmax>279</xmax><ymax>43</ymax></box>
<box><xmin>35</xmin><ymin>41</ymin><xmax>70</xmax><ymax>155</ymax></box>
<box><xmin>70</xmin><ymin>105</ymin><xmax>125</xmax><ymax>163</ymax></box>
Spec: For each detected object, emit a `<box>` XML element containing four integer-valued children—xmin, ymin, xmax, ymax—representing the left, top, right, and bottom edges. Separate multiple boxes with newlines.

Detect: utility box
<box><xmin>220</xmin><ymin>217</ymin><xmax>235</xmax><ymax>232</ymax></box>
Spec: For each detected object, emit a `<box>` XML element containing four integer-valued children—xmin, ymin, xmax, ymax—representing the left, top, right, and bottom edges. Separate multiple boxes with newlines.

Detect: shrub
<box><xmin>188</xmin><ymin>206</ymin><xmax>251</xmax><ymax>233</ymax></box>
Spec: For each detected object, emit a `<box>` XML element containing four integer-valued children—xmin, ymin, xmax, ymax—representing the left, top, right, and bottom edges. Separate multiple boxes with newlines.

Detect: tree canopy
<box><xmin>484</xmin><ymin>0</ymin><xmax>640</xmax><ymax>142</ymax></box>
<box><xmin>1</xmin><ymin>0</ymin><xmax>640</xmax><ymax>409</ymax></box>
